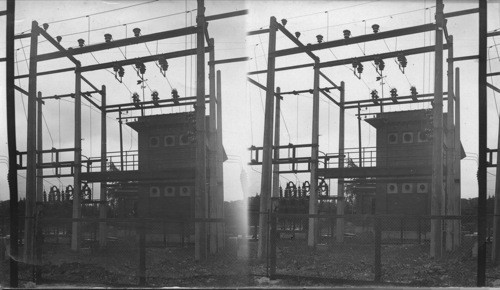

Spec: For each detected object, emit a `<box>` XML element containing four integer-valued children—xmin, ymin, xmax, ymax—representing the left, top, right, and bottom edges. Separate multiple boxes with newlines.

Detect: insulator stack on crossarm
<box><xmin>390</xmin><ymin>88</ymin><xmax>398</xmax><ymax>103</ymax></box>
<box><xmin>397</xmin><ymin>53</ymin><xmax>407</xmax><ymax>73</ymax></box>
<box><xmin>113</xmin><ymin>63</ymin><xmax>124</xmax><ymax>83</ymax></box>
<box><xmin>410</xmin><ymin>86</ymin><xmax>418</xmax><ymax>101</ymax></box>
<box><xmin>132</xmin><ymin>92</ymin><xmax>141</xmax><ymax>108</ymax></box>
<box><xmin>171</xmin><ymin>89</ymin><xmax>180</xmax><ymax>105</ymax></box>
<box><xmin>151</xmin><ymin>90</ymin><xmax>159</xmax><ymax>106</ymax></box>
<box><xmin>371</xmin><ymin>89</ymin><xmax>379</xmax><ymax>104</ymax></box>
<box><xmin>352</xmin><ymin>60</ymin><xmax>363</xmax><ymax>79</ymax></box>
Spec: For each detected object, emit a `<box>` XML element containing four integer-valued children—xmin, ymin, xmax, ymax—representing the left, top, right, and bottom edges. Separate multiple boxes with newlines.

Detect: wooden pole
<box><xmin>71</xmin><ymin>66</ymin><xmax>82</xmax><ymax>251</ymax></box>
<box><xmin>258</xmin><ymin>16</ymin><xmax>277</xmax><ymax>259</ymax></box>
<box><xmin>430</xmin><ymin>0</ymin><xmax>444</xmax><ymax>259</ymax></box>
<box><xmin>36</xmin><ymin>92</ymin><xmax>43</xmax><ymax>203</ymax></box>
<box><xmin>477</xmin><ymin>0</ymin><xmax>488</xmax><ymax>285</ymax></box>
<box><xmin>454</xmin><ymin>67</ymin><xmax>461</xmax><ymax>248</ymax></box>
<box><xmin>308</xmin><ymin>61</ymin><xmax>320</xmax><ymax>247</ymax></box>
<box><xmin>6</xmin><ymin>0</ymin><xmax>19</xmax><ymax>285</ymax></box>
<box><xmin>208</xmin><ymin>39</ymin><xmax>217</xmax><ymax>254</ymax></box>
<box><xmin>216</xmin><ymin>70</ymin><xmax>224</xmax><ymax>250</ymax></box>
<box><xmin>99</xmin><ymin>85</ymin><xmax>107</xmax><ymax>248</ymax></box>
<box><xmin>195</xmin><ymin>0</ymin><xmax>207</xmax><ymax>261</ymax></box>
<box><xmin>336</xmin><ymin>81</ymin><xmax>345</xmax><ymax>243</ymax></box>
<box><xmin>445</xmin><ymin>36</ymin><xmax>455</xmax><ymax>251</ymax></box>
<box><xmin>272</xmin><ymin>87</ymin><xmax>281</xmax><ymax>198</ymax></box>
<box><xmin>25</xmin><ymin>21</ymin><xmax>39</xmax><ymax>263</ymax></box>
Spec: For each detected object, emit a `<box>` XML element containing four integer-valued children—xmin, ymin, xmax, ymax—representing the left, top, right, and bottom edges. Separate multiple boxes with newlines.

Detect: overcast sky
<box><xmin>0</xmin><ymin>0</ymin><xmax>499</xmax><ymax>201</ymax></box>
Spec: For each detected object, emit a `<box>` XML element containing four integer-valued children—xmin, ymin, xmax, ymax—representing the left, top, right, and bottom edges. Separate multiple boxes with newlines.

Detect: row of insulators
<box><xmin>111</xmin><ymin>57</ymin><xmax>168</xmax><ymax>78</ymax></box>
<box><xmin>352</xmin><ymin>53</ymin><xmax>407</xmax><ymax>79</ymax></box>
<box><xmin>370</xmin><ymin>86</ymin><xmax>419</xmax><ymax>103</ymax></box>
<box><xmin>43</xmin><ymin>184</ymin><xmax>91</xmax><ymax>203</ymax></box>
<box><xmin>280</xmin><ymin>18</ymin><xmax>381</xmax><ymax>44</ymax></box>
<box><xmin>40</xmin><ymin>22</ymin><xmax>144</xmax><ymax>46</ymax></box>
<box><xmin>131</xmin><ymin>88</ymin><xmax>181</xmax><ymax>107</ymax></box>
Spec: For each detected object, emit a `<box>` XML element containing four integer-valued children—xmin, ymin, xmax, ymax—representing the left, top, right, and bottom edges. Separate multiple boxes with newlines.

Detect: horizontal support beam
<box><xmin>276</xmin><ymin>21</ymin><xmax>318</xmax><ymax>61</ymax></box>
<box><xmin>279</xmin><ymin>86</ymin><xmax>337</xmax><ymax>95</ymax></box>
<box><xmin>444</xmin><ymin>8</ymin><xmax>479</xmax><ymax>18</ymax></box>
<box><xmin>247</xmin><ymin>28</ymin><xmax>271</xmax><ymax>36</ymax></box>
<box><xmin>345</xmin><ymin>97</ymin><xmax>448</xmax><ymax>109</ymax></box>
<box><xmin>14</xmin><ymin>33</ymin><xmax>31</xmax><ymax>40</ymax></box>
<box><xmin>248</xmin><ymin>62</ymin><xmax>313</xmax><ymax>75</ymax></box>
<box><xmin>487</xmin><ymin>71</ymin><xmax>500</xmax><ymax>77</ymax></box>
<box><xmin>79</xmin><ymin>47</ymin><xmax>205</xmax><ymax>72</ymax></box>
<box><xmin>17</xmin><ymin>147</ymin><xmax>76</xmax><ymax>155</ymax></box>
<box><xmin>0</xmin><ymin>10</ymin><xmax>6</xmax><ymax>16</ymax></box>
<box><xmin>449</xmin><ymin>55</ymin><xmax>479</xmax><ymax>62</ymax></box>
<box><xmin>14</xmin><ymin>85</ymin><xmax>29</xmax><ymax>96</ymax></box>
<box><xmin>105</xmin><ymin>95</ymin><xmax>206</xmax><ymax>109</ymax></box>
<box><xmin>318</xmin><ymin>165</ymin><xmax>432</xmax><ymax>179</ymax></box>
<box><xmin>41</xmin><ymin>90</ymin><xmax>99</xmax><ymax>100</ymax></box>
<box><xmin>209</xmin><ymin>56</ymin><xmax>249</xmax><ymax>65</ymax></box>
<box><xmin>487</xmin><ymin>82</ymin><xmax>500</xmax><ymax>94</ymax></box>
<box><xmin>0</xmin><ymin>57</ymin><xmax>6</xmax><ymax>62</ymax></box>
<box><xmin>81</xmin><ymin>168</ymin><xmax>195</xmax><ymax>182</ymax></box>
<box><xmin>106</xmin><ymin>99</ymin><xmax>209</xmax><ymax>113</ymax></box>
<box><xmin>344</xmin><ymin>92</ymin><xmax>445</xmax><ymax>105</ymax></box>
<box><xmin>488</xmin><ymin>31</ymin><xmax>500</xmax><ymax>38</ymax></box>
<box><xmin>37</xmin><ymin>26</ymin><xmax>197</xmax><ymax>62</ymax></box>
<box><xmin>205</xmin><ymin>9</ymin><xmax>248</xmax><ymax>21</ymax></box>
<box><xmin>276</xmin><ymin>23</ymin><xmax>436</xmax><ymax>57</ymax></box>
<box><xmin>250</xmin><ymin>143</ymin><xmax>314</xmax><ymax>151</ymax></box>
<box><xmin>15</xmin><ymin>67</ymin><xmax>75</xmax><ymax>79</ymax></box>
<box><xmin>319</xmin><ymin>44</ymin><xmax>449</xmax><ymax>68</ymax></box>
<box><xmin>38</xmin><ymin>27</ymin><xmax>80</xmax><ymax>65</ymax></box>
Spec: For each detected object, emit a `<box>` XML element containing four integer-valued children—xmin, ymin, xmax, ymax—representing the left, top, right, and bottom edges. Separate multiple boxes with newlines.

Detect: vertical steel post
<box><xmin>6</xmin><ymin>1</ymin><xmax>19</xmax><ymax>285</ymax></box>
<box><xmin>358</xmin><ymin>105</ymin><xmax>362</xmax><ymax>167</ymax></box>
<box><xmin>25</xmin><ymin>21</ymin><xmax>39</xmax><ymax>263</ymax></box>
<box><xmin>493</xmin><ymin>106</ymin><xmax>500</xmax><ymax>264</ymax></box>
<box><xmin>272</xmin><ymin>87</ymin><xmax>281</xmax><ymax>198</ymax></box>
<box><xmin>430</xmin><ymin>0</ymin><xmax>444</xmax><ymax>259</ymax></box>
<box><xmin>118</xmin><ymin>109</ymin><xmax>124</xmax><ymax>170</ymax></box>
<box><xmin>208</xmin><ymin>38</ymin><xmax>217</xmax><ymax>254</ymax></box>
<box><xmin>195</xmin><ymin>0</ymin><xmax>207</xmax><ymax>261</ymax></box>
<box><xmin>336</xmin><ymin>81</ymin><xmax>345</xmax><ymax>243</ymax></box>
<box><xmin>36</xmin><ymin>92</ymin><xmax>43</xmax><ymax>204</ymax></box>
<box><xmin>258</xmin><ymin>16</ymin><xmax>276</xmax><ymax>259</ymax></box>
<box><xmin>308</xmin><ymin>60</ymin><xmax>320</xmax><ymax>247</ymax></box>
<box><xmin>99</xmin><ymin>85</ymin><xmax>107</xmax><ymax>248</ymax></box>
<box><xmin>71</xmin><ymin>65</ymin><xmax>82</xmax><ymax>251</ymax></box>
<box><xmin>477</xmin><ymin>0</ymin><xmax>488</xmax><ymax>285</ymax></box>
<box><xmin>35</xmin><ymin>91</ymin><xmax>43</xmax><ymax>282</ymax></box>
<box><xmin>446</xmin><ymin>36</ymin><xmax>455</xmax><ymax>251</ymax></box>
<box><xmin>216</xmin><ymin>70</ymin><xmax>224</xmax><ymax>250</ymax></box>
<box><xmin>374</xmin><ymin>216</ymin><xmax>382</xmax><ymax>282</ymax></box>
<box><xmin>269</xmin><ymin>212</ymin><xmax>277</xmax><ymax>279</ymax></box>
<box><xmin>454</xmin><ymin>67</ymin><xmax>461</xmax><ymax>248</ymax></box>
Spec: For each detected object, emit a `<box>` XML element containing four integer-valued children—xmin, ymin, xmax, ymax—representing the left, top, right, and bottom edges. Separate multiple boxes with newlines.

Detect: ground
<box><xmin>1</xmin><ymin>239</ymin><xmax>499</xmax><ymax>288</ymax></box>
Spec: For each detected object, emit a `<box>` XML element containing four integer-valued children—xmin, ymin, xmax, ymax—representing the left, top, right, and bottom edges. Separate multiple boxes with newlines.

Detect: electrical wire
<box><xmin>42</xmin><ymin>112</ymin><xmax>55</xmax><ymax>147</ymax></box>
<box><xmin>15</xmin><ymin>8</ymin><xmax>198</xmax><ymax>53</ymax></box>
<box><xmin>14</xmin><ymin>50</ymin><xmax>28</xmax><ymax>119</ymax></box>
<box><xmin>487</xmin><ymin>49</ymin><xmax>500</xmax><ymax>118</ymax></box>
